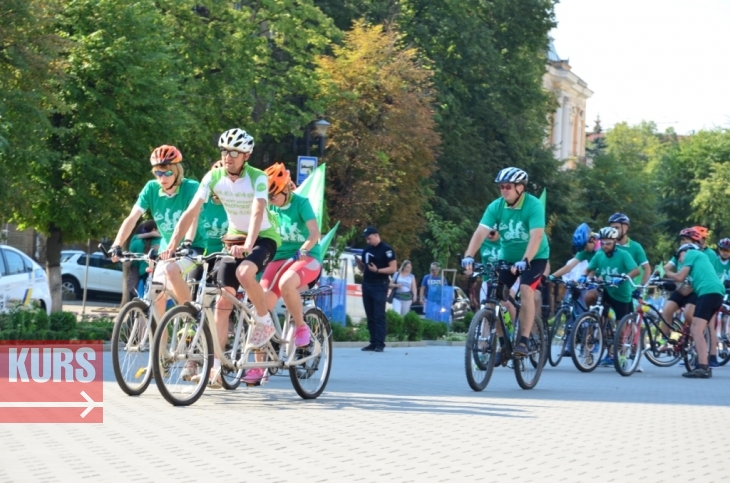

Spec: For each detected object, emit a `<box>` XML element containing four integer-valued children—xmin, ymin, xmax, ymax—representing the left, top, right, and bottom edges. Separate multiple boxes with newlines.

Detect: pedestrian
<box><xmin>356</xmin><ymin>226</ymin><xmax>397</xmax><ymax>352</ymax></box>
<box><xmin>389</xmin><ymin>260</ymin><xmax>417</xmax><ymax>316</ymax></box>
<box><xmin>419</xmin><ymin>262</ymin><xmax>448</xmax><ymax>313</ymax></box>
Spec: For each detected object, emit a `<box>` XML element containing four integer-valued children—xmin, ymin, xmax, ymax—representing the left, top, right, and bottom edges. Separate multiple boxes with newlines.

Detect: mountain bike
<box><xmin>548</xmin><ymin>278</ymin><xmax>588</xmax><ymax>366</ymax></box>
<box><xmin>463</xmin><ymin>261</ymin><xmax>547</xmax><ymax>391</ymax></box>
<box><xmin>570</xmin><ymin>278</ymin><xmax>621</xmax><ymax>373</ymax></box>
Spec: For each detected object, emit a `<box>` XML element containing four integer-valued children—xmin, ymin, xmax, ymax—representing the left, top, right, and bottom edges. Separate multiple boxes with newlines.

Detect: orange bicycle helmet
<box><xmin>150</xmin><ymin>145</ymin><xmax>182</xmax><ymax>166</ymax></box>
<box><xmin>692</xmin><ymin>226</ymin><xmax>709</xmax><ymax>239</ymax></box>
<box><xmin>264</xmin><ymin>163</ymin><xmax>291</xmax><ymax>196</ymax></box>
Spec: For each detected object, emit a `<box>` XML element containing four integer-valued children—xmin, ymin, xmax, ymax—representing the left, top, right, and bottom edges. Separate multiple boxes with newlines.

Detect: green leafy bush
<box><xmin>386</xmin><ymin>310</ymin><xmax>405</xmax><ymax>340</ymax></box>
<box><xmin>422</xmin><ymin>319</ymin><xmax>448</xmax><ymax>340</ymax></box>
<box><xmin>0</xmin><ymin>308</ymin><xmax>113</xmax><ymax>341</ymax></box>
<box><xmin>450</xmin><ymin>319</ymin><xmax>467</xmax><ymax>333</ymax></box>
<box><xmin>463</xmin><ymin>311</ymin><xmax>474</xmax><ymax>326</ymax></box>
<box><xmin>403</xmin><ymin>311</ymin><xmax>423</xmax><ymax>341</ymax></box>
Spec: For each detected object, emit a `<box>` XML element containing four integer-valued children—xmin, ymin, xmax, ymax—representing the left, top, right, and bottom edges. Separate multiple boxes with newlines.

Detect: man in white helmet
<box><xmin>163</xmin><ymin>128</ymin><xmax>281</xmax><ymax>387</ymax></box>
<box><xmin>462</xmin><ymin>167</ymin><xmax>550</xmax><ymax>358</ymax></box>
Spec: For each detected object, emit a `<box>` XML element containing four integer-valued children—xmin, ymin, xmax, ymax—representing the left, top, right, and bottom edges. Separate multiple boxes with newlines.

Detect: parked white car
<box><xmin>61</xmin><ymin>250</ymin><xmax>123</xmax><ymax>299</ymax></box>
<box><xmin>0</xmin><ymin>245</ymin><xmax>52</xmax><ymax>315</ymax></box>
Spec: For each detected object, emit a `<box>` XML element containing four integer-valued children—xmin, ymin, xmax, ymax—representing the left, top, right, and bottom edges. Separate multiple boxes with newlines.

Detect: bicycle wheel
<box><xmin>682</xmin><ymin>325</ymin><xmax>710</xmax><ymax>371</ymax></box>
<box><xmin>717</xmin><ymin>314</ymin><xmax>730</xmax><ymax>366</ymax></box>
<box><xmin>152</xmin><ymin>305</ymin><xmax>213</xmax><ymax>406</ymax></box>
<box><xmin>549</xmin><ymin>308</ymin><xmax>570</xmax><ymax>367</ymax></box>
<box><xmin>112</xmin><ymin>300</ymin><xmax>156</xmax><ymax>396</ymax></box>
<box><xmin>289</xmin><ymin>307</ymin><xmax>332</xmax><ymax>399</ymax></box>
<box><xmin>514</xmin><ymin>317</ymin><xmax>546</xmax><ymax>389</ymax></box>
<box><xmin>464</xmin><ymin>308</ymin><xmax>497</xmax><ymax>391</ymax></box>
<box><xmin>613</xmin><ymin>314</ymin><xmax>643</xmax><ymax>376</ymax></box>
<box><xmin>570</xmin><ymin>313</ymin><xmax>602</xmax><ymax>372</ymax></box>
<box><xmin>643</xmin><ymin>314</ymin><xmax>682</xmax><ymax>367</ymax></box>
<box><xmin>221</xmin><ymin>305</ymin><xmax>247</xmax><ymax>390</ymax></box>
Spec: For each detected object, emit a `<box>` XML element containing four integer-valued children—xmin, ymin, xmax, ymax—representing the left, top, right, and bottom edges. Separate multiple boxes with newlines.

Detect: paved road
<box><xmin>1</xmin><ymin>346</ymin><xmax>728</xmax><ymax>482</ymax></box>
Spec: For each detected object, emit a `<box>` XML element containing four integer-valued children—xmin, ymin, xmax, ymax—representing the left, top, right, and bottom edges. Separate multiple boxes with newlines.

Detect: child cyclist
<box><xmin>242</xmin><ymin>163</ymin><xmax>321</xmax><ymax>385</ymax></box>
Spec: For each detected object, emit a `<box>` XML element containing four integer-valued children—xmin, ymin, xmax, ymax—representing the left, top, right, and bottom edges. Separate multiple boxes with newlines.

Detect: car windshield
<box><xmin>60</xmin><ymin>252</ymin><xmax>76</xmax><ymax>263</ymax></box>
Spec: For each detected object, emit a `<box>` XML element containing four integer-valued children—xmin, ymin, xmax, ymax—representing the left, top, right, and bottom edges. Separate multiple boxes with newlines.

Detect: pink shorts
<box><xmin>260</xmin><ymin>257</ymin><xmax>321</xmax><ymax>298</ymax></box>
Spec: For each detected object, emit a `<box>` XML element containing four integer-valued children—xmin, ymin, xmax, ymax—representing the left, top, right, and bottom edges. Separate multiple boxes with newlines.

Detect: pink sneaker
<box><xmin>294</xmin><ymin>325</ymin><xmax>311</xmax><ymax>347</ymax></box>
<box><xmin>242</xmin><ymin>368</ymin><xmax>265</xmax><ymax>384</ymax></box>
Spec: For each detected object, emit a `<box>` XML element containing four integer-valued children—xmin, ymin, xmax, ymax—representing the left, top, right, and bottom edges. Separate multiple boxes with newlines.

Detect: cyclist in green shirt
<box><xmin>583</xmin><ymin>226</ymin><xmax>640</xmax><ymax>322</ymax></box>
<box><xmin>715</xmin><ymin>238</ymin><xmax>730</xmax><ymax>281</ymax></box>
<box><xmin>462</xmin><ymin>167</ymin><xmax>549</xmax><ymax>357</ymax></box>
<box><xmin>669</xmin><ymin>243</ymin><xmax>725</xmax><ymax>378</ymax></box>
<box><xmin>609</xmin><ymin>213</ymin><xmax>651</xmax><ymax>286</ymax></box>
<box><xmin>111</xmin><ymin>145</ymin><xmax>205</xmax><ymax>318</ymax></box>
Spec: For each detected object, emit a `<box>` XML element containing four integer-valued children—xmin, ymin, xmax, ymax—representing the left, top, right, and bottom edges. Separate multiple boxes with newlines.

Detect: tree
<box><xmin>605</xmin><ymin>121</ymin><xmax>664</xmax><ymax>169</ymax></box>
<box><xmin>5</xmin><ymin>0</ymin><xmax>189</xmax><ymax>311</ymax></box>
<box><xmin>585</xmin><ymin>116</ymin><xmax>607</xmax><ymax>159</ymax></box>
<box><xmin>156</xmin><ymin>0</ymin><xmax>338</xmax><ymax>177</ymax></box>
<box><xmin>316</xmin><ymin>21</ymin><xmax>440</xmax><ymax>259</ymax></box>
<box><xmin>0</xmin><ymin>0</ymin><xmax>65</xmax><ymax>213</ymax></box>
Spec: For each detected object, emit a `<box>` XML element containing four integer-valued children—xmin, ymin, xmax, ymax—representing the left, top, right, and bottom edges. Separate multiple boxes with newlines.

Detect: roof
<box><xmin>547</xmin><ymin>38</ymin><xmax>568</xmax><ymax>64</ymax></box>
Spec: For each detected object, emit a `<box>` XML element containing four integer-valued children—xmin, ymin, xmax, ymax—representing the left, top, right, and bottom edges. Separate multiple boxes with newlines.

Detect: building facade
<box><xmin>543</xmin><ymin>40</ymin><xmax>593</xmax><ymax>169</ymax></box>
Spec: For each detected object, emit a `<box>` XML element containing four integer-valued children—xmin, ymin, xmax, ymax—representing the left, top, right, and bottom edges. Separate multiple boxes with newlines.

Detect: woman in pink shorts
<box><xmin>248</xmin><ymin>163</ymin><xmax>321</xmax><ymax>383</ymax></box>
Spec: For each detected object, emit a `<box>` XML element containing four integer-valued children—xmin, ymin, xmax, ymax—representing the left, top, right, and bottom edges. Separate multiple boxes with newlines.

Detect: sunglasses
<box><xmin>220</xmin><ymin>149</ymin><xmax>244</xmax><ymax>158</ymax></box>
<box><xmin>499</xmin><ymin>184</ymin><xmax>514</xmax><ymax>191</ymax></box>
<box><xmin>154</xmin><ymin>170</ymin><xmax>174</xmax><ymax>178</ymax></box>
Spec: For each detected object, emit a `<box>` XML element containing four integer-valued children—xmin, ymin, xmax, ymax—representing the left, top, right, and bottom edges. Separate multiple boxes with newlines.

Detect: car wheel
<box><xmin>61</xmin><ymin>276</ymin><xmax>81</xmax><ymax>300</ymax></box>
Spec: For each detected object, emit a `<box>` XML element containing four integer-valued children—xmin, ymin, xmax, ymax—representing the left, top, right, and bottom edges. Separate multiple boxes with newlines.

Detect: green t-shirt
<box><xmin>480</xmin><ymin>238</ymin><xmax>500</xmax><ymax>264</ymax></box>
<box><xmin>479</xmin><ymin>194</ymin><xmax>550</xmax><ymax>263</ymax></box>
<box><xmin>196</xmin><ymin>165</ymin><xmax>281</xmax><ymax>246</ymax></box>
<box><xmin>702</xmin><ymin>247</ymin><xmax>720</xmax><ymax>272</ymax></box>
<box><xmin>135</xmin><ymin>178</ymin><xmax>206</xmax><ymax>251</ymax></box>
<box><xmin>715</xmin><ymin>257</ymin><xmax>730</xmax><ymax>282</ymax></box>
<box><xmin>587</xmin><ymin>249</ymin><xmax>638</xmax><ymax>302</ymax></box>
<box><xmin>575</xmin><ymin>250</ymin><xmax>596</xmax><ymax>262</ymax></box>
<box><xmin>617</xmin><ymin>237</ymin><xmax>648</xmax><ymax>283</ymax></box>
<box><xmin>199</xmin><ymin>199</ymin><xmax>228</xmax><ymax>254</ymax></box>
<box><xmin>270</xmin><ymin>193</ymin><xmax>321</xmax><ymax>261</ymax></box>
<box><xmin>683</xmin><ymin>249</ymin><xmax>724</xmax><ymax>297</ymax></box>
<box><xmin>129</xmin><ymin>234</ymin><xmax>162</xmax><ymax>276</ymax></box>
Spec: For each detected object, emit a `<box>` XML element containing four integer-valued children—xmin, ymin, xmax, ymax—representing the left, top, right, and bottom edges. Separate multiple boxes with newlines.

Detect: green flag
<box><xmin>315</xmin><ymin>221</ymin><xmax>340</xmax><ymax>263</ymax></box>
<box><xmin>539</xmin><ymin>188</ymin><xmax>546</xmax><ymax>208</ymax></box>
<box><xmin>655</xmin><ymin>263</ymin><xmax>665</xmax><ymax>278</ymax></box>
<box><xmin>294</xmin><ymin>163</ymin><xmax>326</xmax><ymax>230</ymax></box>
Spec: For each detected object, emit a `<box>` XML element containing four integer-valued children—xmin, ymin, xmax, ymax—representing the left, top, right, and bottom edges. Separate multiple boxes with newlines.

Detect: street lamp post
<box><xmin>303</xmin><ymin>118</ymin><xmax>330</xmax><ymax>157</ymax></box>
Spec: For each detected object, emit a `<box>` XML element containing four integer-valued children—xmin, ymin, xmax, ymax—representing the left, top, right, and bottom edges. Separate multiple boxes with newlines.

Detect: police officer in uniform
<box><xmin>356</xmin><ymin>226</ymin><xmax>397</xmax><ymax>352</ymax></box>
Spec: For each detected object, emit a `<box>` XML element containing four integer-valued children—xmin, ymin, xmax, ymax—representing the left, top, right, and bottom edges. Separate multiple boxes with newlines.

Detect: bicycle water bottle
<box><xmin>504</xmin><ymin>310</ymin><xmax>513</xmax><ymax>338</ymax></box>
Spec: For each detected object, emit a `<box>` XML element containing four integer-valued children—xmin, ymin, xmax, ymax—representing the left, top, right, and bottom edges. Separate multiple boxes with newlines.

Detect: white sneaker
<box><xmin>180</xmin><ymin>361</ymin><xmax>198</xmax><ymax>381</ymax></box>
<box><xmin>248</xmin><ymin>316</ymin><xmax>275</xmax><ymax>348</ymax></box>
<box><xmin>636</xmin><ymin>364</ymin><xmax>644</xmax><ymax>373</ymax></box>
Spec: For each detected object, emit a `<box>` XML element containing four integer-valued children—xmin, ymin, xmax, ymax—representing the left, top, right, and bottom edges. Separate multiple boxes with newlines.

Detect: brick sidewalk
<box><xmin>0</xmin><ymin>347</ymin><xmax>727</xmax><ymax>482</ymax></box>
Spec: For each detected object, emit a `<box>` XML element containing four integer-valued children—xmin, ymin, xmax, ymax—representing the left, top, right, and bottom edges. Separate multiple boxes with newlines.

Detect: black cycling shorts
<box><xmin>497</xmin><ymin>259</ymin><xmax>548</xmax><ymax>292</ymax></box>
<box><xmin>668</xmin><ymin>289</ymin><xmax>698</xmax><ymax>308</ymax></box>
<box><xmin>602</xmin><ymin>290</ymin><xmax>633</xmax><ymax>321</ymax></box>
<box><xmin>694</xmin><ymin>293</ymin><xmax>723</xmax><ymax>321</ymax></box>
<box><xmin>217</xmin><ymin>237</ymin><xmax>277</xmax><ymax>289</ymax></box>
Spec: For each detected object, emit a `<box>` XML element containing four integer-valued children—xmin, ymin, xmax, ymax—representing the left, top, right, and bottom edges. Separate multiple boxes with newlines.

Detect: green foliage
<box><xmin>0</xmin><ymin>308</ymin><xmax>113</xmax><ymax>340</ymax></box>
<box><xmin>402</xmin><ymin>311</ymin><xmax>423</xmax><ymax>341</ymax></box>
<box><xmin>422</xmin><ymin>319</ymin><xmax>448</xmax><ymax>340</ymax></box>
<box><xmin>449</xmin><ymin>319</ymin><xmax>467</xmax><ymax>334</ymax></box>
<box><xmin>385</xmin><ymin>309</ymin><xmax>405</xmax><ymax>340</ymax></box>
<box><xmin>423</xmin><ymin>212</ymin><xmax>472</xmax><ymax>269</ymax></box>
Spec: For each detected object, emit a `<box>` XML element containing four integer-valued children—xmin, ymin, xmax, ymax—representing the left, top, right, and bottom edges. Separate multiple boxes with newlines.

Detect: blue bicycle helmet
<box><xmin>572</xmin><ymin>223</ymin><xmax>591</xmax><ymax>252</ymax></box>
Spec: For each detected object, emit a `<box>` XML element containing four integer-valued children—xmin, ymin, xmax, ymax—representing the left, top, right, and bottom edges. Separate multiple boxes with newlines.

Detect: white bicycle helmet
<box><xmin>675</xmin><ymin>243</ymin><xmax>699</xmax><ymax>258</ymax></box>
<box><xmin>598</xmin><ymin>226</ymin><xmax>620</xmax><ymax>240</ymax></box>
<box><xmin>218</xmin><ymin>128</ymin><xmax>255</xmax><ymax>153</ymax></box>
<box><xmin>495</xmin><ymin>167</ymin><xmax>528</xmax><ymax>184</ymax></box>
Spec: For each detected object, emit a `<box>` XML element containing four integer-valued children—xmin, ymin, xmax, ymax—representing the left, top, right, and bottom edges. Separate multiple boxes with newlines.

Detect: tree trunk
<box><xmin>46</xmin><ymin>223</ymin><xmax>63</xmax><ymax>313</ymax></box>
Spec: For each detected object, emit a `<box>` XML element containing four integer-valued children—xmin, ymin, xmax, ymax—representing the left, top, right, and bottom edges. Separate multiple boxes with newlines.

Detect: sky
<box><xmin>551</xmin><ymin>0</ymin><xmax>730</xmax><ymax>135</ymax></box>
